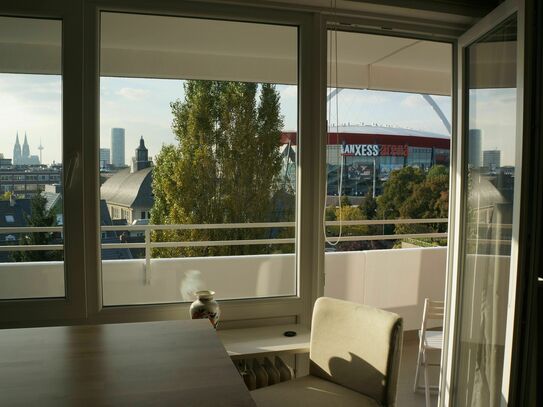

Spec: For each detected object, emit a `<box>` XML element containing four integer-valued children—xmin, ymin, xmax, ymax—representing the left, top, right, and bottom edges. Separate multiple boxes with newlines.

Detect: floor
<box><xmin>397</xmin><ymin>334</ymin><xmax>440</xmax><ymax>407</ymax></box>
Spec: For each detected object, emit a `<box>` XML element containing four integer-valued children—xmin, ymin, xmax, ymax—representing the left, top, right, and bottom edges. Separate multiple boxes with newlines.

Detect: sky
<box><xmin>0</xmin><ymin>73</ymin><xmax>516</xmax><ymax>167</ymax></box>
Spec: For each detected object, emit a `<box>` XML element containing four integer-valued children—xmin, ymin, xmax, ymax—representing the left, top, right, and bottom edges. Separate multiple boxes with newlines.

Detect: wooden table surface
<box><xmin>0</xmin><ymin>319</ymin><xmax>256</xmax><ymax>407</ymax></box>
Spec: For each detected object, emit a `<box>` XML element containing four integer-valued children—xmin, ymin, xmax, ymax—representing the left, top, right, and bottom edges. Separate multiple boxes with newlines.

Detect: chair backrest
<box><xmin>420</xmin><ymin>298</ymin><xmax>445</xmax><ymax>334</ymax></box>
<box><xmin>309</xmin><ymin>297</ymin><xmax>403</xmax><ymax>407</ymax></box>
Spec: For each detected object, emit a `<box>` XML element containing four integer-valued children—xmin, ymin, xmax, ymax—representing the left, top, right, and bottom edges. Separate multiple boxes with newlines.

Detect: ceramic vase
<box><xmin>189</xmin><ymin>290</ymin><xmax>220</xmax><ymax>328</ymax></box>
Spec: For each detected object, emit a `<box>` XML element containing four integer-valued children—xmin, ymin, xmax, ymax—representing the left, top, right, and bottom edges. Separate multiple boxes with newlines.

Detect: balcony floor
<box><xmin>397</xmin><ymin>333</ymin><xmax>440</xmax><ymax>407</ymax></box>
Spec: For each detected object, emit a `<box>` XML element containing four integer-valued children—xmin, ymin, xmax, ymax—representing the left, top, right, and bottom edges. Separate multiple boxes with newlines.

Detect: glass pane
<box><xmin>323</xmin><ymin>30</ymin><xmax>452</xmax><ymax>406</ymax></box>
<box><xmin>0</xmin><ymin>17</ymin><xmax>64</xmax><ymax>300</ymax></box>
<box><xmin>455</xmin><ymin>15</ymin><xmax>517</xmax><ymax>406</ymax></box>
<box><xmin>99</xmin><ymin>12</ymin><xmax>298</xmax><ymax>305</ymax></box>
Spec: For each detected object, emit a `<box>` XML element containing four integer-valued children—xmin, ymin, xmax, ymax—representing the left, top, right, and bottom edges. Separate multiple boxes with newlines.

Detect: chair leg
<box><xmin>413</xmin><ymin>346</ymin><xmax>422</xmax><ymax>392</ymax></box>
<box><xmin>423</xmin><ymin>350</ymin><xmax>431</xmax><ymax>407</ymax></box>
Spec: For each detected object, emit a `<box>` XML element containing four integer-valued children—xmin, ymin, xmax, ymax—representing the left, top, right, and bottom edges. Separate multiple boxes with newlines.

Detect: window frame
<box><xmin>0</xmin><ymin>0</ymin><xmax>87</xmax><ymax>326</ymax></box>
<box><xmin>82</xmin><ymin>0</ymin><xmax>320</xmax><ymax>326</ymax></box>
<box><xmin>0</xmin><ymin>0</ymin><xmax>474</xmax><ymax>330</ymax></box>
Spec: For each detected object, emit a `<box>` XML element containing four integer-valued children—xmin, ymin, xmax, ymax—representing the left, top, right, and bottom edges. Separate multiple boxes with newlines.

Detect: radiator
<box><xmin>235</xmin><ymin>356</ymin><xmax>294</xmax><ymax>390</ymax></box>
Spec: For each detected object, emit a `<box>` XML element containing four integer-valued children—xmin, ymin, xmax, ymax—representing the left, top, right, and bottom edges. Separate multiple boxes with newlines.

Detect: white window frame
<box><xmin>441</xmin><ymin>1</ymin><xmax>525</xmax><ymax>405</ymax></box>
<box><xmin>0</xmin><ymin>0</ymin><xmax>87</xmax><ymax>326</ymax></box>
<box><xmin>82</xmin><ymin>0</ymin><xmax>321</xmax><ymax>326</ymax></box>
<box><xmin>0</xmin><ymin>2</ymin><xmax>500</xmax><ymax>348</ymax></box>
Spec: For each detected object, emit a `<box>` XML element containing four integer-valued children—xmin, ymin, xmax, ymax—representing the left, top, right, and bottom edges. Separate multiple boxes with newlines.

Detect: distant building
<box><xmin>132</xmin><ymin>136</ymin><xmax>152</xmax><ymax>173</ymax></box>
<box><xmin>111</xmin><ymin>128</ymin><xmax>126</xmax><ymax>167</ymax></box>
<box><xmin>483</xmin><ymin>150</ymin><xmax>501</xmax><ymax>172</ymax></box>
<box><xmin>0</xmin><ymin>194</ymin><xmax>132</xmax><ymax>262</ymax></box>
<box><xmin>0</xmin><ymin>165</ymin><xmax>62</xmax><ymax>198</ymax></box>
<box><xmin>0</xmin><ymin>156</ymin><xmax>11</xmax><ymax>168</ymax></box>
<box><xmin>282</xmin><ymin>125</ymin><xmax>450</xmax><ymax>197</ymax></box>
<box><xmin>468</xmin><ymin>129</ymin><xmax>482</xmax><ymax>168</ymax></box>
<box><xmin>101</xmin><ymin>137</ymin><xmax>153</xmax><ymax>224</ymax></box>
<box><xmin>12</xmin><ymin>132</ymin><xmax>40</xmax><ymax>166</ymax></box>
<box><xmin>100</xmin><ymin>148</ymin><xmax>111</xmax><ymax>168</ymax></box>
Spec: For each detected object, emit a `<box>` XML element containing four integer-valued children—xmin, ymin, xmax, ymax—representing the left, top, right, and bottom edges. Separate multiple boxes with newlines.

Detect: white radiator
<box><xmin>235</xmin><ymin>356</ymin><xmax>294</xmax><ymax>390</ymax></box>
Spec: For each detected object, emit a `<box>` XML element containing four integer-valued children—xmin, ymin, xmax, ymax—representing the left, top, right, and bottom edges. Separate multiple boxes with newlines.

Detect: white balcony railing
<box><xmin>1</xmin><ymin>219</ymin><xmax>448</xmax><ymax>284</ymax></box>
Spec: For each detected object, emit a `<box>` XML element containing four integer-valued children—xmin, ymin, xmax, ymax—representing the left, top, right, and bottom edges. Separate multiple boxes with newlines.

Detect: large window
<box><xmin>323</xmin><ymin>30</ymin><xmax>452</xmax><ymax>344</ymax></box>
<box><xmin>0</xmin><ymin>16</ymin><xmax>64</xmax><ymax>300</ymax></box>
<box><xmin>323</xmin><ymin>31</ymin><xmax>452</xmax><ymax>253</ymax></box>
<box><xmin>99</xmin><ymin>12</ymin><xmax>298</xmax><ymax>306</ymax></box>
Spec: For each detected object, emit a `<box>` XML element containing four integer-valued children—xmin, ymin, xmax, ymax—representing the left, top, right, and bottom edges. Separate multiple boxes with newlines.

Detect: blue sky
<box><xmin>0</xmin><ymin>73</ymin><xmax>516</xmax><ymax>166</ymax></box>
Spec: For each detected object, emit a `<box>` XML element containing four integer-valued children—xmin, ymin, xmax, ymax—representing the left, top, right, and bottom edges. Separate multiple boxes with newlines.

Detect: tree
<box><xmin>151</xmin><ymin>81</ymin><xmax>292</xmax><ymax>257</ymax></box>
<box><xmin>0</xmin><ymin>192</ymin><xmax>12</xmax><ymax>201</ymax></box>
<box><xmin>360</xmin><ymin>190</ymin><xmax>377</xmax><ymax>220</ymax></box>
<box><xmin>376</xmin><ymin>166</ymin><xmax>425</xmax><ymax>220</ymax></box>
<box><xmin>12</xmin><ymin>194</ymin><xmax>62</xmax><ymax>262</ymax></box>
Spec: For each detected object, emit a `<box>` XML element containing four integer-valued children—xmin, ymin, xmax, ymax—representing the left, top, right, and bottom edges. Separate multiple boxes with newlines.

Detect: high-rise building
<box><xmin>100</xmin><ymin>148</ymin><xmax>111</xmax><ymax>168</ymax></box>
<box><xmin>468</xmin><ymin>129</ymin><xmax>482</xmax><ymax>168</ymax></box>
<box><xmin>111</xmin><ymin>128</ymin><xmax>125</xmax><ymax>167</ymax></box>
<box><xmin>483</xmin><ymin>150</ymin><xmax>501</xmax><ymax>172</ymax></box>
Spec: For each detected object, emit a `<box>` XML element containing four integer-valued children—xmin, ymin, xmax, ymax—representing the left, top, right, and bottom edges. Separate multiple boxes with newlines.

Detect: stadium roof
<box><xmin>324</xmin><ymin>125</ymin><xmax>450</xmax><ymax>140</ymax></box>
<box><xmin>281</xmin><ymin>125</ymin><xmax>450</xmax><ymax>149</ymax></box>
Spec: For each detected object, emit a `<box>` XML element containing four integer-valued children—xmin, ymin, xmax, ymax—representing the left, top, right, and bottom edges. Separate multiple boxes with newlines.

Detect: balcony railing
<box><xmin>0</xmin><ymin>219</ymin><xmax>447</xmax><ymax>286</ymax></box>
<box><xmin>1</xmin><ymin>218</ymin><xmax>448</xmax><ymax>251</ymax></box>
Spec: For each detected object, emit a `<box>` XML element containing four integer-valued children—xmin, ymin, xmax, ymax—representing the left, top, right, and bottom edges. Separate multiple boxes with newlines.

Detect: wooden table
<box><xmin>0</xmin><ymin>320</ymin><xmax>256</xmax><ymax>406</ymax></box>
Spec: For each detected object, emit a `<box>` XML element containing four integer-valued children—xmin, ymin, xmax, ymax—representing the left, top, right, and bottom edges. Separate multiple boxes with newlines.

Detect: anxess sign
<box><xmin>341</xmin><ymin>143</ymin><xmax>409</xmax><ymax>157</ymax></box>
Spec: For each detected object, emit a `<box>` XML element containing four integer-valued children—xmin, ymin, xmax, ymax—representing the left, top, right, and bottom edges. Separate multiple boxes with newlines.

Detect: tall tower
<box><xmin>468</xmin><ymin>129</ymin><xmax>482</xmax><ymax>168</ymax></box>
<box><xmin>38</xmin><ymin>139</ymin><xmax>44</xmax><ymax>164</ymax></box>
<box><xmin>111</xmin><ymin>128</ymin><xmax>126</xmax><ymax>167</ymax></box>
<box><xmin>132</xmin><ymin>136</ymin><xmax>151</xmax><ymax>173</ymax></box>
<box><xmin>22</xmin><ymin>132</ymin><xmax>30</xmax><ymax>159</ymax></box>
<box><xmin>13</xmin><ymin>132</ymin><xmax>21</xmax><ymax>165</ymax></box>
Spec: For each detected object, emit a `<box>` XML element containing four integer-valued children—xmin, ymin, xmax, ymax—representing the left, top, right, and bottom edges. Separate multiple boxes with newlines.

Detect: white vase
<box><xmin>189</xmin><ymin>290</ymin><xmax>220</xmax><ymax>328</ymax></box>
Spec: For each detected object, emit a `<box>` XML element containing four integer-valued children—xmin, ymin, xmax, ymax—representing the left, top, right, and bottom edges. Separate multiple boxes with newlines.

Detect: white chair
<box><xmin>413</xmin><ymin>298</ymin><xmax>444</xmax><ymax>407</ymax></box>
<box><xmin>251</xmin><ymin>297</ymin><xmax>403</xmax><ymax>407</ymax></box>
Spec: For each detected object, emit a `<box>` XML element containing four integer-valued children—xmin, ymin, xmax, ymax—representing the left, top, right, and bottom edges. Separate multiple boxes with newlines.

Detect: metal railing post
<box><xmin>145</xmin><ymin>227</ymin><xmax>151</xmax><ymax>285</ymax></box>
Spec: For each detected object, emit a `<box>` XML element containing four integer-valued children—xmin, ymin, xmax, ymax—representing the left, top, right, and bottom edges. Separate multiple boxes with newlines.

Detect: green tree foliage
<box><xmin>377</xmin><ymin>165</ymin><xmax>449</xmax><ymax>238</ymax></box>
<box><xmin>360</xmin><ymin>190</ymin><xmax>377</xmax><ymax>220</ymax></box>
<box><xmin>151</xmin><ymin>81</ymin><xmax>292</xmax><ymax>257</ymax></box>
<box><xmin>0</xmin><ymin>192</ymin><xmax>12</xmax><ymax>201</ymax></box>
<box><xmin>12</xmin><ymin>194</ymin><xmax>62</xmax><ymax>262</ymax></box>
<box><xmin>377</xmin><ymin>166</ymin><xmax>425</xmax><ymax>220</ymax></box>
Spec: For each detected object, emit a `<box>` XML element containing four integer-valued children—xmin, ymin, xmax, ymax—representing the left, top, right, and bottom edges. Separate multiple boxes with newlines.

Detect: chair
<box><xmin>251</xmin><ymin>297</ymin><xmax>403</xmax><ymax>407</ymax></box>
<box><xmin>413</xmin><ymin>298</ymin><xmax>444</xmax><ymax>407</ymax></box>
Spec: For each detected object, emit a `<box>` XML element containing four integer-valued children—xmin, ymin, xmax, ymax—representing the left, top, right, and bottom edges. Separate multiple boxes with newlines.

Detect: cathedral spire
<box><xmin>13</xmin><ymin>132</ymin><xmax>22</xmax><ymax>165</ymax></box>
<box><xmin>22</xmin><ymin>132</ymin><xmax>30</xmax><ymax>158</ymax></box>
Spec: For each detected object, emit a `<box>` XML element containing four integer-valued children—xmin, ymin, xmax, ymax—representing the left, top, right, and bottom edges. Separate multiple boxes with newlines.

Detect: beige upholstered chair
<box><xmin>251</xmin><ymin>297</ymin><xmax>403</xmax><ymax>407</ymax></box>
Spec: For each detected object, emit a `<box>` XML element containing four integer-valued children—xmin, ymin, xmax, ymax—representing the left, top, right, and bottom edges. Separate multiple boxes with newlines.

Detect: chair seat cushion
<box><xmin>251</xmin><ymin>375</ymin><xmax>381</xmax><ymax>407</ymax></box>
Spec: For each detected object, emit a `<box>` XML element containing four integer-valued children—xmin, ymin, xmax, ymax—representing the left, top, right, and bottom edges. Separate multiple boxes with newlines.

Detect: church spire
<box><xmin>13</xmin><ymin>132</ymin><xmax>22</xmax><ymax>165</ymax></box>
<box><xmin>22</xmin><ymin>132</ymin><xmax>30</xmax><ymax>158</ymax></box>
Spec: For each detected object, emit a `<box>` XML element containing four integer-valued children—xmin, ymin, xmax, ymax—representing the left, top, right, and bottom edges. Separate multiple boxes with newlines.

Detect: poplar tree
<box><xmin>151</xmin><ymin>81</ymin><xmax>292</xmax><ymax>257</ymax></box>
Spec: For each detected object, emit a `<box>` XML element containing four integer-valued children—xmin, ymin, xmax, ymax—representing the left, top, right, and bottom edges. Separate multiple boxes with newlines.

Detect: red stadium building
<box><xmin>280</xmin><ymin>125</ymin><xmax>450</xmax><ymax>197</ymax></box>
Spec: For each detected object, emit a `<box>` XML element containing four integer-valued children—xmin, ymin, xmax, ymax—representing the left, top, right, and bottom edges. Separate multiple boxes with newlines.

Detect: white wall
<box><xmin>324</xmin><ymin>247</ymin><xmax>448</xmax><ymax>330</ymax></box>
<box><xmin>102</xmin><ymin>254</ymin><xmax>296</xmax><ymax>306</ymax></box>
<box><xmin>0</xmin><ymin>261</ymin><xmax>65</xmax><ymax>299</ymax></box>
<box><xmin>0</xmin><ymin>248</ymin><xmax>449</xmax><ymax>331</ymax></box>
